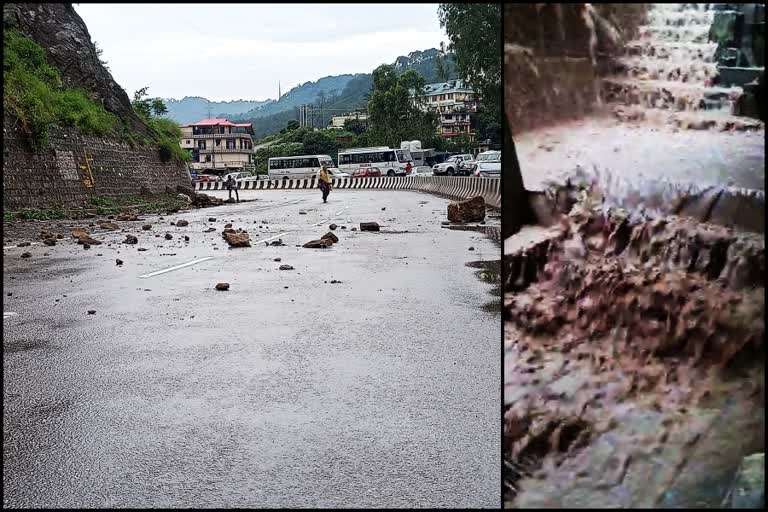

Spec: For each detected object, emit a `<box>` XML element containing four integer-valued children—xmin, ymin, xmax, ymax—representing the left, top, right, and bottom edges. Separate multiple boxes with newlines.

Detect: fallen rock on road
<box><xmin>447</xmin><ymin>195</ymin><xmax>485</xmax><ymax>223</ymax></box>
<box><xmin>215</xmin><ymin>282</ymin><xmax>230</xmax><ymax>291</ymax></box>
<box><xmin>223</xmin><ymin>230</ymin><xmax>251</xmax><ymax>247</ymax></box>
<box><xmin>360</xmin><ymin>222</ymin><xmax>380</xmax><ymax>232</ymax></box>
<box><xmin>303</xmin><ymin>239</ymin><xmax>331</xmax><ymax>249</ymax></box>
<box><xmin>123</xmin><ymin>235</ymin><xmax>138</xmax><ymax>244</ymax></box>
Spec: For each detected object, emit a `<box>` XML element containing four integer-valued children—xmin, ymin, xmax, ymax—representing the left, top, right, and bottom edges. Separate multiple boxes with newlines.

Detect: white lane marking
<box><xmin>139</xmin><ymin>257</ymin><xmax>214</xmax><ymax>278</ymax></box>
<box><xmin>254</xmin><ymin>232</ymin><xmax>290</xmax><ymax>244</ymax></box>
<box><xmin>4</xmin><ymin>312</ymin><xmax>18</xmax><ymax>319</ymax></box>
<box><xmin>312</xmin><ymin>218</ymin><xmax>332</xmax><ymax>226</ymax></box>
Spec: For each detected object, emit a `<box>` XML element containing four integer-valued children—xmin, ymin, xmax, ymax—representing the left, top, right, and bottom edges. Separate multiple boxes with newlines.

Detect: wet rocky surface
<box><xmin>3</xmin><ymin>189</ymin><xmax>501</xmax><ymax>508</ymax></box>
<box><xmin>503</xmin><ymin>194</ymin><xmax>765</xmax><ymax>508</ymax></box>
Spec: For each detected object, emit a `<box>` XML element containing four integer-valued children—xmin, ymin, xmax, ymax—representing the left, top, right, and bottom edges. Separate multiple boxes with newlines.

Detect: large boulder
<box><xmin>223</xmin><ymin>230</ymin><xmax>251</xmax><ymax>247</ymax></box>
<box><xmin>193</xmin><ymin>193</ymin><xmax>224</xmax><ymax>207</ymax></box>
<box><xmin>447</xmin><ymin>195</ymin><xmax>486</xmax><ymax>223</ymax></box>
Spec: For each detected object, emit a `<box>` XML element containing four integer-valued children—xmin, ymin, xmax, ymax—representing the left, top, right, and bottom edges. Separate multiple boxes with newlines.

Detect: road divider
<box><xmin>196</xmin><ymin>176</ymin><xmax>501</xmax><ymax>208</ymax></box>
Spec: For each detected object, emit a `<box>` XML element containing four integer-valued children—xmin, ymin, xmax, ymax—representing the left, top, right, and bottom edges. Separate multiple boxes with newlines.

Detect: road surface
<box><xmin>3</xmin><ymin>190</ymin><xmax>500</xmax><ymax>508</ymax></box>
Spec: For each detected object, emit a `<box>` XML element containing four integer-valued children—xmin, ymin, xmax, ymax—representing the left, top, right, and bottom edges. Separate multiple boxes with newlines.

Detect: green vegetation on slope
<box><xmin>3</xmin><ymin>29</ymin><xmax>118</xmax><ymax>149</ymax></box>
<box><xmin>4</xmin><ymin>30</ymin><xmax>189</xmax><ymax>164</ymax></box>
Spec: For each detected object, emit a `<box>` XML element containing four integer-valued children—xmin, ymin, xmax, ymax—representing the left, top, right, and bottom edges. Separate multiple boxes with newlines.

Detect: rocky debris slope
<box><xmin>503</xmin><ymin>189</ymin><xmax>765</xmax><ymax>507</ymax></box>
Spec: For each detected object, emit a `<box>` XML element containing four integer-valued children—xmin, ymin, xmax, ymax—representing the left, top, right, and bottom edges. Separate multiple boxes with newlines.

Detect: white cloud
<box><xmin>75</xmin><ymin>3</ymin><xmax>448</xmax><ymax>101</ymax></box>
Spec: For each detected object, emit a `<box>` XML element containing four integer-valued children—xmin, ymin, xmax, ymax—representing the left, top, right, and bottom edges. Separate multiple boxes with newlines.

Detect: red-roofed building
<box><xmin>180</xmin><ymin>118</ymin><xmax>256</xmax><ymax>172</ymax></box>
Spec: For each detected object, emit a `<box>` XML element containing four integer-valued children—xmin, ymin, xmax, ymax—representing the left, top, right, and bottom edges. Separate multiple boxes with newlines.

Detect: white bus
<box><xmin>337</xmin><ymin>147</ymin><xmax>413</xmax><ymax>177</ymax></box>
<box><xmin>267</xmin><ymin>154</ymin><xmax>345</xmax><ymax>180</ymax></box>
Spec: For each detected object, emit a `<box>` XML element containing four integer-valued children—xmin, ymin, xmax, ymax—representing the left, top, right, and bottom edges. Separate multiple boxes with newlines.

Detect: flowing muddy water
<box><xmin>504</xmin><ymin>3</ymin><xmax>765</xmax><ymax>508</ymax></box>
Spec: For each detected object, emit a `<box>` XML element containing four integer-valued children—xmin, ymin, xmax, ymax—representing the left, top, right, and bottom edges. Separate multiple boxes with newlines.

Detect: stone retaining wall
<box><xmin>3</xmin><ymin>116</ymin><xmax>192</xmax><ymax>210</ymax></box>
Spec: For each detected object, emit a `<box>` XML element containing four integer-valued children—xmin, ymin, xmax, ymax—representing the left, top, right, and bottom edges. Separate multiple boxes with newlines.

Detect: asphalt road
<box><xmin>3</xmin><ymin>190</ymin><xmax>501</xmax><ymax>508</ymax></box>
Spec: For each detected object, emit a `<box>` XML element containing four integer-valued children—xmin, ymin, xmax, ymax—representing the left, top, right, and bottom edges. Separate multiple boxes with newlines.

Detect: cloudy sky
<box><xmin>74</xmin><ymin>3</ymin><xmax>448</xmax><ymax>102</ymax></box>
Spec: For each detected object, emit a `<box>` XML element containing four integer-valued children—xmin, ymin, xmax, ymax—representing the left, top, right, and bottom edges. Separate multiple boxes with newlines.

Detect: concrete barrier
<box><xmin>196</xmin><ymin>176</ymin><xmax>501</xmax><ymax>208</ymax></box>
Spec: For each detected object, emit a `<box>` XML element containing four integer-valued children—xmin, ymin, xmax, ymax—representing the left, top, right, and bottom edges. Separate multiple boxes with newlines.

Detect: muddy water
<box><xmin>503</xmin><ymin>211</ymin><xmax>765</xmax><ymax>508</ymax></box>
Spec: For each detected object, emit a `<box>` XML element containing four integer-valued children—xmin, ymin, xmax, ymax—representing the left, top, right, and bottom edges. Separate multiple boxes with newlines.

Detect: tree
<box><xmin>344</xmin><ymin>118</ymin><xmax>366</xmax><ymax>135</ymax></box>
<box><xmin>131</xmin><ymin>87</ymin><xmax>168</xmax><ymax>121</ymax></box>
<box><xmin>434</xmin><ymin>41</ymin><xmax>450</xmax><ymax>82</ymax></box>
<box><xmin>438</xmin><ymin>3</ymin><xmax>501</xmax><ymax>144</ymax></box>
<box><xmin>366</xmin><ymin>64</ymin><xmax>439</xmax><ymax>148</ymax></box>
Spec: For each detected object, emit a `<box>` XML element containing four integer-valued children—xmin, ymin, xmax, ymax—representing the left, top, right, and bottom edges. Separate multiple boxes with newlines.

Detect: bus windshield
<box><xmin>395</xmin><ymin>150</ymin><xmax>412</xmax><ymax>163</ymax></box>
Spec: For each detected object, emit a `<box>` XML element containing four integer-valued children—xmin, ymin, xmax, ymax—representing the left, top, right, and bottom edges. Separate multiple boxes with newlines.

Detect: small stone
<box><xmin>381</xmin><ymin>207</ymin><xmax>386</xmax><ymax>211</ymax></box>
<box><xmin>184</xmin><ymin>235</ymin><xmax>190</xmax><ymax>242</ymax></box>
<box><xmin>138</xmin><ymin>247</ymin><xmax>147</xmax><ymax>251</ymax></box>
<box><xmin>215</xmin><ymin>282</ymin><xmax>230</xmax><ymax>291</ymax></box>
<box><xmin>468</xmin><ymin>246</ymin><xmax>475</xmax><ymax>251</ymax></box>
<box><xmin>116</xmin><ymin>259</ymin><xmax>123</xmax><ymax>266</ymax></box>
<box><xmin>274</xmin><ymin>258</ymin><xmax>282</xmax><ymax>262</ymax></box>
<box><xmin>279</xmin><ymin>264</ymin><xmax>294</xmax><ymax>270</ymax></box>
<box><xmin>142</xmin><ymin>224</ymin><xmax>152</xmax><ymax>230</ymax></box>
<box><xmin>224</xmin><ymin>223</ymin><xmax>232</xmax><ymax>228</ymax></box>
<box><xmin>209</xmin><ymin>217</ymin><xmax>217</xmax><ymax>222</ymax></box>
<box><xmin>176</xmin><ymin>220</ymin><xmax>189</xmax><ymax>227</ymax></box>
<box><xmin>123</xmin><ymin>234</ymin><xmax>138</xmax><ymax>244</ymax></box>
<box><xmin>329</xmin><ymin>223</ymin><xmax>338</xmax><ymax>230</ymax></box>
<box><xmin>351</xmin><ymin>227</ymin><xmax>358</xmax><ymax>231</ymax></box>
<box><xmin>83</xmin><ymin>243</ymin><xmax>91</xmax><ymax>249</ymax></box>
<box><xmin>204</xmin><ymin>227</ymin><xmax>216</xmax><ymax>233</ymax></box>
<box><xmin>441</xmin><ymin>221</ymin><xmax>451</xmax><ymax>225</ymax></box>
<box><xmin>330</xmin><ymin>280</ymin><xmax>342</xmax><ymax>284</ymax></box>
<box><xmin>360</xmin><ymin>222</ymin><xmax>380</xmax><ymax>232</ymax></box>
<box><xmin>21</xmin><ymin>252</ymin><xmax>31</xmax><ymax>258</ymax></box>
<box><xmin>341</xmin><ymin>226</ymin><xmax>347</xmax><ymax>230</ymax></box>
<box><xmin>165</xmin><ymin>233</ymin><xmax>173</xmax><ymax>240</ymax></box>
<box><xmin>88</xmin><ymin>310</ymin><xmax>96</xmax><ymax>315</ymax></box>
<box><xmin>299</xmin><ymin>211</ymin><xmax>307</xmax><ymax>215</ymax></box>
<box><xmin>17</xmin><ymin>241</ymin><xmax>31</xmax><ymax>247</ymax></box>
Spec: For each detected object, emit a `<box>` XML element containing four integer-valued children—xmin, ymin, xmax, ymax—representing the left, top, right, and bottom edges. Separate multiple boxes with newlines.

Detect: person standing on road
<box><xmin>226</xmin><ymin>175</ymin><xmax>239</xmax><ymax>203</ymax></box>
<box><xmin>318</xmin><ymin>164</ymin><xmax>332</xmax><ymax>203</ymax></box>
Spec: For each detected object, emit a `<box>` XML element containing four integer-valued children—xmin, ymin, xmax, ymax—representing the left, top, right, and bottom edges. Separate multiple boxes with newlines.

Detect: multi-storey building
<box><xmin>421</xmin><ymin>80</ymin><xmax>479</xmax><ymax>140</ymax></box>
<box><xmin>180</xmin><ymin>118</ymin><xmax>255</xmax><ymax>172</ymax></box>
<box><xmin>328</xmin><ymin>112</ymin><xmax>368</xmax><ymax>130</ymax></box>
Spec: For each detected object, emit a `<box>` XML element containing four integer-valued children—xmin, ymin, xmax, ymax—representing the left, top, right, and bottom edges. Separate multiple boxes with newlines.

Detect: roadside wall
<box><xmin>3</xmin><ymin>115</ymin><xmax>192</xmax><ymax>209</ymax></box>
<box><xmin>195</xmin><ymin>176</ymin><xmax>502</xmax><ymax>209</ymax></box>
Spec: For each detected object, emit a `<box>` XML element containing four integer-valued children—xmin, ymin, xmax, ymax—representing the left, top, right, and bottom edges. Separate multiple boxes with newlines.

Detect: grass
<box><xmin>3</xmin><ymin>29</ymin><xmax>118</xmax><ymax>149</ymax></box>
<box><xmin>4</xmin><ymin>29</ymin><xmax>190</xmax><ymax>165</ymax></box>
<box><xmin>4</xmin><ymin>208</ymin><xmax>67</xmax><ymax>221</ymax></box>
<box><xmin>4</xmin><ymin>193</ymin><xmax>190</xmax><ymax>223</ymax></box>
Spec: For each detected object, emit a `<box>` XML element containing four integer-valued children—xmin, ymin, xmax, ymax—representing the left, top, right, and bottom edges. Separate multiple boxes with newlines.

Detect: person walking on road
<box><xmin>318</xmin><ymin>164</ymin><xmax>332</xmax><ymax>203</ymax></box>
<box><xmin>226</xmin><ymin>175</ymin><xmax>239</xmax><ymax>203</ymax></box>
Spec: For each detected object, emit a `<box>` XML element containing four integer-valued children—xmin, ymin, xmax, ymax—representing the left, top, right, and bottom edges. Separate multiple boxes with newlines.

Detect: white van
<box><xmin>267</xmin><ymin>155</ymin><xmax>340</xmax><ymax>180</ymax></box>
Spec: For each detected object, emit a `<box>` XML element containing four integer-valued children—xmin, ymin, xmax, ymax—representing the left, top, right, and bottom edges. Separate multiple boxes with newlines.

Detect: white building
<box><xmin>421</xmin><ymin>80</ymin><xmax>479</xmax><ymax>141</ymax></box>
<box><xmin>328</xmin><ymin>112</ymin><xmax>368</xmax><ymax>130</ymax></box>
<box><xmin>180</xmin><ymin>118</ymin><xmax>255</xmax><ymax>172</ymax></box>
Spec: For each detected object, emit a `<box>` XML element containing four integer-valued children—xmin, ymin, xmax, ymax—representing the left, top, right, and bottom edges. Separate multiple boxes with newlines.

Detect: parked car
<box><xmin>473</xmin><ymin>150</ymin><xmax>501</xmax><ymax>177</ymax></box>
<box><xmin>236</xmin><ymin>175</ymin><xmax>269</xmax><ymax>182</ymax></box>
<box><xmin>223</xmin><ymin>171</ymin><xmax>252</xmax><ymax>182</ymax></box>
<box><xmin>323</xmin><ymin>168</ymin><xmax>351</xmax><ymax>178</ymax></box>
<box><xmin>433</xmin><ymin>154</ymin><xmax>474</xmax><ymax>176</ymax></box>
<box><xmin>351</xmin><ymin>168</ymin><xmax>382</xmax><ymax>178</ymax></box>
<box><xmin>410</xmin><ymin>166</ymin><xmax>434</xmax><ymax>176</ymax></box>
